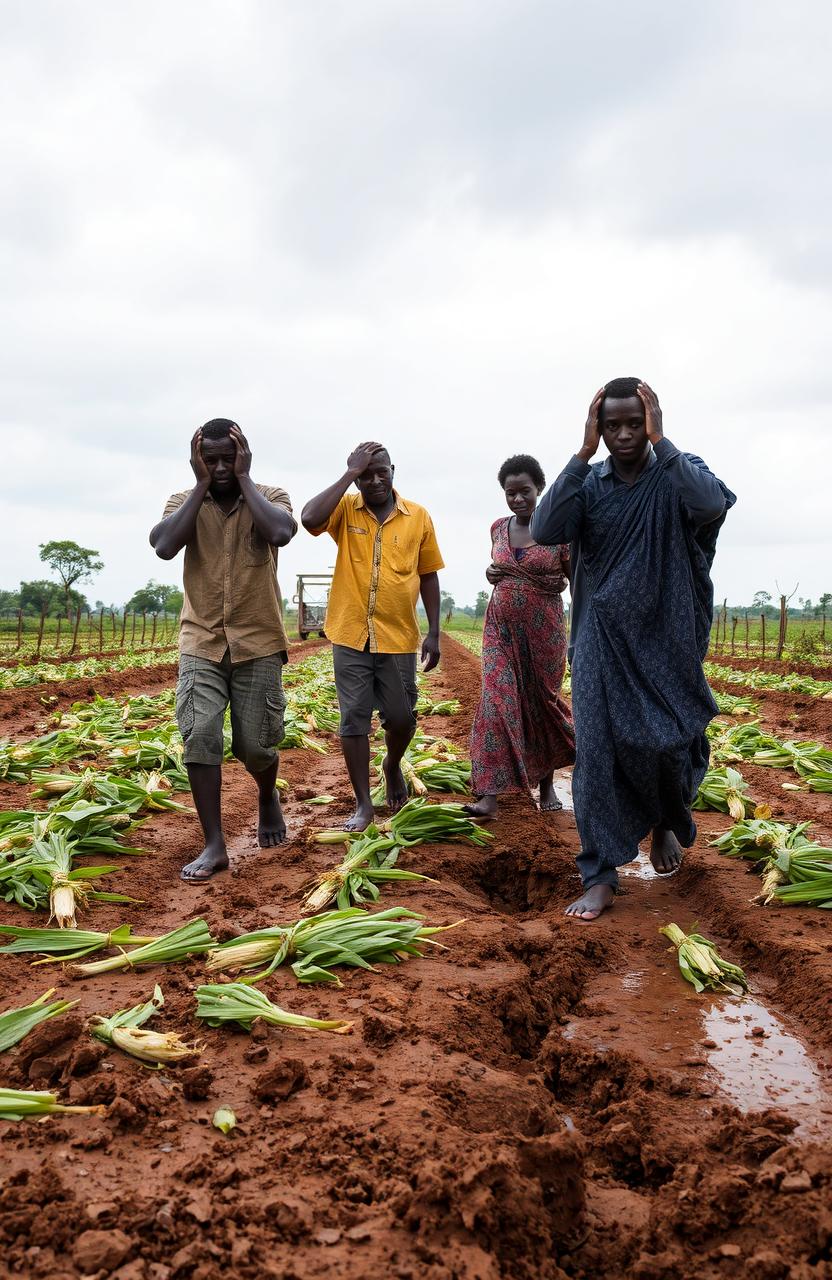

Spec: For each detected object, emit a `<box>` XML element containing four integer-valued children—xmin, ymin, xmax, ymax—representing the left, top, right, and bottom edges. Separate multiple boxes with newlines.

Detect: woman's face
<box><xmin>503</xmin><ymin>472</ymin><xmax>539</xmax><ymax>519</ymax></box>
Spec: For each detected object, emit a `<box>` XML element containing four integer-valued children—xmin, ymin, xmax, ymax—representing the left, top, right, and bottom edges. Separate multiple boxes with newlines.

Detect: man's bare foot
<box><xmin>650</xmin><ymin>826</ymin><xmax>683</xmax><ymax>874</ymax></box>
<box><xmin>181</xmin><ymin>837</ymin><xmax>229</xmax><ymax>882</ymax></box>
<box><xmin>565</xmin><ymin>884</ymin><xmax>615</xmax><ymax>920</ymax></box>
<box><xmin>383</xmin><ymin>755</ymin><xmax>409</xmax><ymax>812</ymax></box>
<box><xmin>344</xmin><ymin>802</ymin><xmax>375</xmax><ymax>832</ymax></box>
<box><xmin>258</xmin><ymin>789</ymin><xmax>287</xmax><ymax>847</ymax></box>
<box><xmin>539</xmin><ymin>778</ymin><xmax>563</xmax><ymax>812</ymax></box>
<box><xmin>463</xmin><ymin>795</ymin><xmax>498</xmax><ymax>819</ymax></box>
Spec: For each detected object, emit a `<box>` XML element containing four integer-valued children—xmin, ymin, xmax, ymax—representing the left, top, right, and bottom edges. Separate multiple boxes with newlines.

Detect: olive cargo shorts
<box><xmin>176</xmin><ymin>651</ymin><xmax>286</xmax><ymax>773</ymax></box>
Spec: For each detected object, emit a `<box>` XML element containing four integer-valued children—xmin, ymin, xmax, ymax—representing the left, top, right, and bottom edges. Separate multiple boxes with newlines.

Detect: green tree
<box><xmin>0</xmin><ymin>589</ymin><xmax>21</xmax><ymax>613</ymax></box>
<box><xmin>157</xmin><ymin>584</ymin><xmax>183</xmax><ymax>615</ymax></box>
<box><xmin>819</xmin><ymin>592</ymin><xmax>832</xmax><ymax>640</ymax></box>
<box><xmin>752</xmin><ymin>590</ymin><xmax>772</xmax><ymax>610</ymax></box>
<box><xmin>39</xmin><ymin>541</ymin><xmax>104</xmax><ymax>619</ymax></box>
<box><xmin>20</xmin><ymin>579</ymin><xmax>61</xmax><ymax>616</ymax></box>
<box><xmin>474</xmin><ymin>590</ymin><xmax>489</xmax><ymax>618</ymax></box>
<box><xmin>126</xmin><ymin>580</ymin><xmax>183</xmax><ymax>614</ymax></box>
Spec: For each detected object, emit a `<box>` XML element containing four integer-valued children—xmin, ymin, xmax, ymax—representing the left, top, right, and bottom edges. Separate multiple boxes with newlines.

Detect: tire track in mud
<box><xmin>0</xmin><ymin>636</ymin><xmax>831</xmax><ymax>1280</ymax></box>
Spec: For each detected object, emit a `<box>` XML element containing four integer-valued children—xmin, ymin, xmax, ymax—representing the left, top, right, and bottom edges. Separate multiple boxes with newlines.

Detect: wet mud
<box><xmin>1</xmin><ymin>635</ymin><xmax>831</xmax><ymax>1279</ymax></box>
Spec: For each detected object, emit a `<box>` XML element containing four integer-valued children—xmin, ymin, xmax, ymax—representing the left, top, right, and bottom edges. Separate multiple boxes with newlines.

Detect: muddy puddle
<box><xmin>564</xmin><ymin>957</ymin><xmax>832</xmax><ymax>1138</ymax></box>
<box><xmin>552</xmin><ymin>767</ymin><xmax>574</xmax><ymax>811</ymax></box>
<box><xmin>702</xmin><ymin>997</ymin><xmax>832</xmax><ymax>1134</ymax></box>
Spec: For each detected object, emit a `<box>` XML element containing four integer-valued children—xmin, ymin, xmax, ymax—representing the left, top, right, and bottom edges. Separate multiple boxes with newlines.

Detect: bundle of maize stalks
<box><xmin>305</xmin><ymin>826</ymin><xmax>432</xmax><ymax>913</ymax></box>
<box><xmin>370</xmin><ymin>734</ymin><xmax>472</xmax><ymax>804</ymax></box>
<box><xmin>0</xmin><ymin>923</ymin><xmax>158</xmax><ymax>962</ymax></box>
<box><xmin>278</xmin><ymin>711</ymin><xmax>328</xmax><ymax>753</ymax></box>
<box><xmin>0</xmin><ymin>803</ymin><xmax>146</xmax><ymax>862</ymax></box>
<box><xmin>91</xmin><ymin>985</ymin><xmax>200</xmax><ymax>1064</ymax></box>
<box><xmin>703</xmin><ymin>662</ymin><xmax>832</xmax><ymax>699</ymax></box>
<box><xmin>759</xmin><ymin>842</ymin><xmax>832</xmax><ymax>907</ymax></box>
<box><xmin>692</xmin><ymin>766</ymin><xmax>755</xmax><ymax>820</ymax></box>
<box><xmin>711</xmin><ymin>690</ymin><xmax>759</xmax><ymax>716</ymax></box>
<box><xmin>383</xmin><ymin>798</ymin><xmax>492</xmax><ymax>847</ymax></box>
<box><xmin>711</xmin><ymin>818</ymin><xmax>813</xmax><ymax>862</ymax></box>
<box><xmin>660</xmin><ymin>923</ymin><xmax>748</xmax><ymax>995</ymax></box>
<box><xmin>1</xmin><ymin>830</ymin><xmax>135</xmax><ymax>927</ymax></box>
<box><xmin>32</xmin><ymin>768</ymin><xmax>192</xmax><ymax>814</ymax></box>
<box><xmin>0</xmin><ymin>989</ymin><xmax>78</xmax><ymax>1052</ymax></box>
<box><xmin>196</xmin><ymin>982</ymin><xmax>354</xmax><ymax>1034</ymax></box>
<box><xmin>0</xmin><ymin>1087</ymin><xmax>106</xmax><ymax>1121</ymax></box>
<box><xmin>70</xmin><ymin>918</ymin><xmax>216</xmax><ymax>976</ymax></box>
<box><xmin>706</xmin><ymin>720</ymin><xmax>775</xmax><ymax>764</ymax></box>
<box><xmin>206</xmin><ymin>905</ymin><xmax>463</xmax><ymax>985</ymax></box>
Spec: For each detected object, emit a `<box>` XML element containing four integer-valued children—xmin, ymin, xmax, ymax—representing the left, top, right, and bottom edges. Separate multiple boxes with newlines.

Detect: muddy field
<box><xmin>1</xmin><ymin>637</ymin><xmax>832</xmax><ymax>1280</ymax></box>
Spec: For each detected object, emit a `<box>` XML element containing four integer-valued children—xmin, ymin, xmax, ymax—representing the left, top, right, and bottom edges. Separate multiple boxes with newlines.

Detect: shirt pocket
<box><xmin>244</xmin><ymin>527</ymin><xmax>272</xmax><ymax>567</ymax></box>
<box><xmin>383</xmin><ymin>533</ymin><xmax>415</xmax><ymax>576</ymax></box>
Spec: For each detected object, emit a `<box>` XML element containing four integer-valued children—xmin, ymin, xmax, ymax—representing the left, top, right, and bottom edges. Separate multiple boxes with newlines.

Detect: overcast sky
<box><xmin>3</xmin><ymin>0</ymin><xmax>831</xmax><ymax>613</ymax></box>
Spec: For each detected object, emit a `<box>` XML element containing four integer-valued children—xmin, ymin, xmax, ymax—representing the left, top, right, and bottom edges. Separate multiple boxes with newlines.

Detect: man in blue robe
<box><xmin>531</xmin><ymin>378</ymin><xmax>735</xmax><ymax>920</ymax></box>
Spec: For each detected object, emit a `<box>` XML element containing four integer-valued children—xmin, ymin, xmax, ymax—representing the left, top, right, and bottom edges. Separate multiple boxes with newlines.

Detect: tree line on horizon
<box><xmin>0</xmin><ymin>540</ymin><xmax>183</xmax><ymax>619</ymax></box>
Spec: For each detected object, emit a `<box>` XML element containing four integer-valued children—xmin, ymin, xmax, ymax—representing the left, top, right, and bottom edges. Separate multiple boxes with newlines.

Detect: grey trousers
<box><xmin>332</xmin><ymin>644</ymin><xmax>418</xmax><ymax>737</ymax></box>
<box><xmin>176</xmin><ymin>651</ymin><xmax>286</xmax><ymax>773</ymax></box>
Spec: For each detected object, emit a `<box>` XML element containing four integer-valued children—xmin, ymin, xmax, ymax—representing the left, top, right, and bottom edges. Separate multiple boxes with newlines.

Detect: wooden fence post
<box><xmin>730</xmin><ymin>616</ymin><xmax>738</xmax><ymax>656</ymax></box>
<box><xmin>140</xmin><ymin>611</ymin><xmax>147</xmax><ymax>645</ymax></box>
<box><xmin>120</xmin><ymin>611</ymin><xmax>128</xmax><ymax>647</ymax></box>
<box><xmin>36</xmin><ymin>609</ymin><xmax>47</xmax><ymax>658</ymax></box>
<box><xmin>69</xmin><ymin>606</ymin><xmax>82</xmax><ymax>654</ymax></box>
<box><xmin>98</xmin><ymin>607</ymin><xmax>105</xmax><ymax>650</ymax></box>
<box><xmin>776</xmin><ymin>595</ymin><xmax>787</xmax><ymax>661</ymax></box>
<box><xmin>150</xmin><ymin>613</ymin><xmax>158</xmax><ymax>646</ymax></box>
<box><xmin>86</xmin><ymin>610</ymin><xmax>94</xmax><ymax>651</ymax></box>
<box><xmin>130</xmin><ymin>612</ymin><xmax>137</xmax><ymax>646</ymax></box>
<box><xmin>15</xmin><ymin>610</ymin><xmax>23</xmax><ymax>652</ymax></box>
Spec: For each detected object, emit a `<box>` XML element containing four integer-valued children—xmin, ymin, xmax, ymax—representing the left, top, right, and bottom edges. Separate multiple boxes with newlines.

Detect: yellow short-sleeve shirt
<box><xmin>310</xmin><ymin>492</ymin><xmax>444</xmax><ymax>654</ymax></box>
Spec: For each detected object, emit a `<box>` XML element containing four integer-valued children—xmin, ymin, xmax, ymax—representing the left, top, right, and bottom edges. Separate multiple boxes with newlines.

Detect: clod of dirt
<box><xmin>253</xmin><ymin>1058</ymin><xmax>310</xmax><ymax>1103</ymax></box>
<box><xmin>261</xmin><ymin>1193</ymin><xmax>313</xmax><ymax>1240</ymax></box>
<box><xmin>72</xmin><ymin>1227</ymin><xmax>132</xmax><ymax>1273</ymax></box>
<box><xmin>14</xmin><ymin>1014</ymin><xmax>84</xmax><ymax>1070</ymax></box>
<box><xmin>65</xmin><ymin>1039</ymin><xmax>107</xmax><ymax>1077</ymax></box>
<box><xmin>179</xmin><ymin>1066</ymin><xmax>214</xmax><ymax>1101</ymax></box>
<box><xmin>362</xmin><ymin>1010</ymin><xmax>405</xmax><ymax>1047</ymax></box>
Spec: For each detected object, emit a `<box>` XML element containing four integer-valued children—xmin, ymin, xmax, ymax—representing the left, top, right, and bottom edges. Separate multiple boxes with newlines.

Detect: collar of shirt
<box><xmin>353</xmin><ymin>490</ymin><xmax>411</xmax><ymax>518</ymax></box>
<box><xmin>599</xmin><ymin>446</ymin><xmax>657</xmax><ymax>482</ymax></box>
<box><xmin>204</xmin><ymin>490</ymin><xmax>244</xmax><ymax>515</ymax></box>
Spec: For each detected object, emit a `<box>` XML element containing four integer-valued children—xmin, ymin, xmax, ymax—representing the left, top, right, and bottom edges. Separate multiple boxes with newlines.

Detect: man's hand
<box><xmin>577</xmin><ymin>388</ymin><xmax>605</xmax><ymax>462</ymax></box>
<box><xmin>190</xmin><ymin>429</ymin><xmax>210</xmax><ymax>486</ymax></box>
<box><xmin>347</xmin><ymin>442</ymin><xmax>385</xmax><ymax>478</ymax></box>
<box><xmin>638</xmin><ymin>382</ymin><xmax>663</xmax><ymax>445</ymax></box>
<box><xmin>230</xmin><ymin>425</ymin><xmax>252</xmax><ymax>479</ymax></box>
<box><xmin>421</xmin><ymin>631</ymin><xmax>441</xmax><ymax>672</ymax></box>
<box><xmin>485</xmin><ymin>563</ymin><xmax>505</xmax><ymax>586</ymax></box>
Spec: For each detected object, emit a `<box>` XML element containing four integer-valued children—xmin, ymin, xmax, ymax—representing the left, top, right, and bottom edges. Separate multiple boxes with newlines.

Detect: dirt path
<box><xmin>1</xmin><ymin>637</ymin><xmax>831</xmax><ymax>1280</ymax></box>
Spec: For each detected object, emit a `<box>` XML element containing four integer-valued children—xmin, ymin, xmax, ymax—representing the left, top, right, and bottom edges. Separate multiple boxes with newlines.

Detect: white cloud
<box><xmin>1</xmin><ymin>0</ymin><xmax>830</xmax><ymax>615</ymax></box>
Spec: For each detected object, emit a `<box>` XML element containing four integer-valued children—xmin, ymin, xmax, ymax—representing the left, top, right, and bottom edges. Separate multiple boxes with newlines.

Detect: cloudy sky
<box><xmin>3</xmin><ymin>0</ymin><xmax>830</xmax><ymax>613</ymax></box>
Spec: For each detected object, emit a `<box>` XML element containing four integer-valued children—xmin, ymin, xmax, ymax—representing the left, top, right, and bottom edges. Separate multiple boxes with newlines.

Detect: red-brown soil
<box><xmin>1</xmin><ymin>637</ymin><xmax>831</xmax><ymax>1280</ymax></box>
<box><xmin>708</xmin><ymin>653</ymin><xmax>832</xmax><ymax>680</ymax></box>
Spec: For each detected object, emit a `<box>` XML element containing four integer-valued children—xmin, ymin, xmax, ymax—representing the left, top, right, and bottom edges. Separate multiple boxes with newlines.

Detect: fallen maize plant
<box><xmin>693</xmin><ymin>766</ymin><xmax>757</xmax><ymax>820</ymax></box>
<box><xmin>70</xmin><ymin>918</ymin><xmax>216</xmax><ymax>977</ymax></box>
<box><xmin>0</xmin><ymin>923</ymin><xmax>158</xmax><ymax>962</ymax></box>
<box><xmin>90</xmin><ymin>984</ymin><xmax>200</xmax><ymax>1064</ymax></box>
<box><xmin>205</xmin><ymin>905</ymin><xmax>463</xmax><ymax>986</ymax></box>
<box><xmin>660</xmin><ymin>923</ymin><xmax>748</xmax><ymax>995</ymax></box>
<box><xmin>0</xmin><ymin>1087</ymin><xmax>106</xmax><ymax>1121</ymax></box>
<box><xmin>195</xmin><ymin>982</ymin><xmax>354</xmax><ymax>1034</ymax></box>
<box><xmin>0</xmin><ymin>989</ymin><xmax>79</xmax><ymax>1052</ymax></box>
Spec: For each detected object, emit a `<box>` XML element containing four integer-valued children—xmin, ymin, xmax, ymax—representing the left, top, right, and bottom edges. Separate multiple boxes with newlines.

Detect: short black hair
<box><xmin>201</xmin><ymin>418</ymin><xmax>237</xmax><ymax>440</ymax></box>
<box><xmin>603</xmin><ymin>377</ymin><xmax>641</xmax><ymax>400</ymax></box>
<box><xmin>498</xmin><ymin>454</ymin><xmax>546</xmax><ymax>492</ymax></box>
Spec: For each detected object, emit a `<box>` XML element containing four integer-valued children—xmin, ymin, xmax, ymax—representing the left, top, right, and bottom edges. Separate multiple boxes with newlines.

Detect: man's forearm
<box><xmin>150</xmin><ymin>484</ymin><xmax>208</xmax><ymax>559</ymax></box>
<box><xmin>420</xmin><ymin>572</ymin><xmax>441</xmax><ymax>636</ymax></box>
<box><xmin>239</xmin><ymin>476</ymin><xmax>297</xmax><ymax>547</ymax></box>
<box><xmin>530</xmin><ymin>460</ymin><xmax>588</xmax><ymax>545</ymax></box>
<box><xmin>301</xmin><ymin>472</ymin><xmax>354</xmax><ymax>532</ymax></box>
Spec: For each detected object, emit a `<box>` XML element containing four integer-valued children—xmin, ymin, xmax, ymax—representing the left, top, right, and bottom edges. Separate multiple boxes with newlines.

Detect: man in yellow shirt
<box><xmin>302</xmin><ymin>442</ymin><xmax>444</xmax><ymax>830</ymax></box>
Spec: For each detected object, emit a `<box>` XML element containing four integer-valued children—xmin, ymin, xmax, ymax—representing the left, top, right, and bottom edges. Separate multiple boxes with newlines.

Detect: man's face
<box><xmin>600</xmin><ymin>395</ymin><xmax>649</xmax><ymax>465</ymax></box>
<box><xmin>201</xmin><ymin>436</ymin><xmax>237</xmax><ymax>493</ymax></box>
<box><xmin>356</xmin><ymin>451</ymin><xmax>394</xmax><ymax>506</ymax></box>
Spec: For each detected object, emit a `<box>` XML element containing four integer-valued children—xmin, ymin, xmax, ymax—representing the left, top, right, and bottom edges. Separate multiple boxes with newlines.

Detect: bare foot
<box><xmin>181</xmin><ymin>837</ymin><xmax>228</xmax><ymax>882</ymax></box>
<box><xmin>538</xmin><ymin>778</ymin><xmax>563</xmax><ymax>812</ymax></box>
<box><xmin>650</xmin><ymin>826</ymin><xmax>683</xmax><ymax>875</ymax></box>
<box><xmin>565</xmin><ymin>884</ymin><xmax>615</xmax><ymax>921</ymax></box>
<box><xmin>258</xmin><ymin>789</ymin><xmax>287</xmax><ymax>847</ymax></box>
<box><xmin>344</xmin><ymin>802</ymin><xmax>375</xmax><ymax>832</ymax></box>
<box><xmin>382</xmin><ymin>756</ymin><xmax>409</xmax><ymax>812</ymax></box>
<box><xmin>463</xmin><ymin>795</ymin><xmax>498</xmax><ymax>819</ymax></box>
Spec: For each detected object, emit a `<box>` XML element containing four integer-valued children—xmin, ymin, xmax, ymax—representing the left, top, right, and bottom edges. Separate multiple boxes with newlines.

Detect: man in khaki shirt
<box><xmin>150</xmin><ymin>419</ymin><xmax>297</xmax><ymax>881</ymax></box>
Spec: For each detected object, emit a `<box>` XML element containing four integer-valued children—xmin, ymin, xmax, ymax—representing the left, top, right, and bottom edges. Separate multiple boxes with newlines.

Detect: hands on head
<box><xmin>636</xmin><ymin>382</ymin><xmax>663</xmax><ymax>444</ymax></box>
<box><xmin>578</xmin><ymin>381</ymin><xmax>663</xmax><ymax>461</ymax></box>
<box><xmin>347</xmin><ymin>441</ymin><xmax>387</xmax><ymax>478</ymax></box>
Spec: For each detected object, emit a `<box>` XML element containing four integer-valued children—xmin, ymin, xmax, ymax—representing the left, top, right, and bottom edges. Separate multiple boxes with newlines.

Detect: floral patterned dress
<box><xmin>470</xmin><ymin>517</ymin><xmax>575</xmax><ymax>796</ymax></box>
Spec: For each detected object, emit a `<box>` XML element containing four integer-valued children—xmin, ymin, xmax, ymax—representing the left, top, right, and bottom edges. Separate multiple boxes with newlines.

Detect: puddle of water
<box><xmin>620</xmin><ymin>847</ymin><xmax>657</xmax><ymax>881</ymax></box>
<box><xmin>702</xmin><ymin>998</ymin><xmax>832</xmax><ymax>1132</ymax></box>
<box><xmin>552</xmin><ymin>768</ymin><xmax>574</xmax><ymax>812</ymax></box>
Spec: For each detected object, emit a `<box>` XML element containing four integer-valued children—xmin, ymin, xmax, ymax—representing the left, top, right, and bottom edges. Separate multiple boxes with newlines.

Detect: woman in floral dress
<box><xmin>465</xmin><ymin>454</ymin><xmax>575</xmax><ymax>820</ymax></box>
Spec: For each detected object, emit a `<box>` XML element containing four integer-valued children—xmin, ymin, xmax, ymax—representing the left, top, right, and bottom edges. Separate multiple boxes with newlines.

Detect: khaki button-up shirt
<box><xmin>162</xmin><ymin>485</ymin><xmax>295</xmax><ymax>663</ymax></box>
